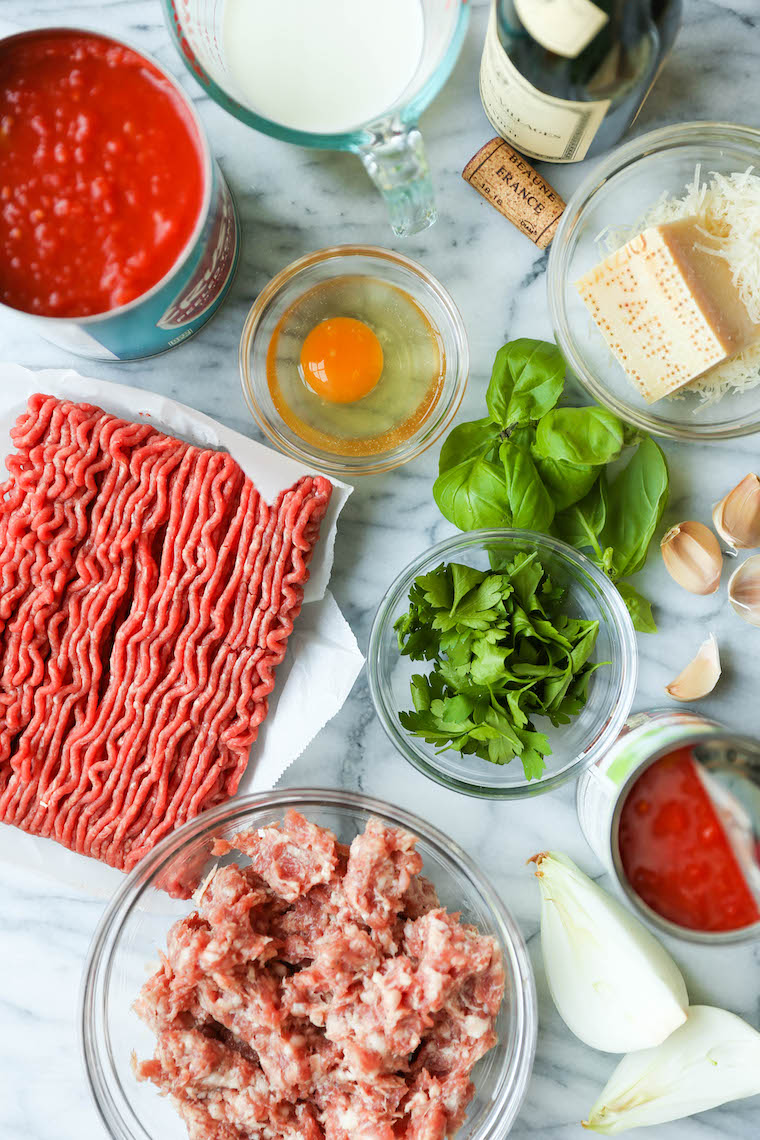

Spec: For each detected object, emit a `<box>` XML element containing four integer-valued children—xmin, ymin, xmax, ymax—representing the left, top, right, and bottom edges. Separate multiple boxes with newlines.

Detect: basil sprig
<box><xmin>432</xmin><ymin>339</ymin><xmax>668</xmax><ymax>633</ymax></box>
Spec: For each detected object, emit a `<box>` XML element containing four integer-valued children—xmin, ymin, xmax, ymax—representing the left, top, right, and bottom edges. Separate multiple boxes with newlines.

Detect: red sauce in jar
<box><xmin>0</xmin><ymin>30</ymin><xmax>205</xmax><ymax>318</ymax></box>
<box><xmin>618</xmin><ymin>747</ymin><xmax>760</xmax><ymax>933</ymax></box>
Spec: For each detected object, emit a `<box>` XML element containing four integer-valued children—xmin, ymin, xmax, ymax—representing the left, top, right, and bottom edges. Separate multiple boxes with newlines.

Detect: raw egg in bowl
<box><xmin>300</xmin><ymin>316</ymin><xmax>384</xmax><ymax>404</ymax></box>
<box><xmin>241</xmin><ymin>246</ymin><xmax>469</xmax><ymax>477</ymax></box>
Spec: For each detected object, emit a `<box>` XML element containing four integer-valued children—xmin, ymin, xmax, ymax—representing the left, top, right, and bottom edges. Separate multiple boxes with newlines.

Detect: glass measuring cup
<box><xmin>162</xmin><ymin>0</ymin><xmax>470</xmax><ymax>237</ymax></box>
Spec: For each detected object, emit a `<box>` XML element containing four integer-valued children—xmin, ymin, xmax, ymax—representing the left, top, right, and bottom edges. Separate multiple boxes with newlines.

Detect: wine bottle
<box><xmin>479</xmin><ymin>0</ymin><xmax>683</xmax><ymax>164</ymax></box>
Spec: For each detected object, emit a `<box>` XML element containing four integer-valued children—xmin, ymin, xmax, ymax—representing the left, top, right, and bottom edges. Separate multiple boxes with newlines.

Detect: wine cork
<box><xmin>463</xmin><ymin>138</ymin><xmax>566</xmax><ymax>249</ymax></box>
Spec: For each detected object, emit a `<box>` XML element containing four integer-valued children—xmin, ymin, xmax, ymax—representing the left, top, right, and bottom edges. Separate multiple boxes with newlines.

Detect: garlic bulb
<box><xmin>665</xmin><ymin>633</ymin><xmax>721</xmax><ymax>701</ymax></box>
<box><xmin>532</xmin><ymin>851</ymin><xmax>688</xmax><ymax>1054</ymax></box>
<box><xmin>660</xmin><ymin>521</ymin><xmax>722</xmax><ymax>594</ymax></box>
<box><xmin>728</xmin><ymin>555</ymin><xmax>760</xmax><ymax>628</ymax></box>
<box><xmin>585</xmin><ymin>1005</ymin><xmax>760</xmax><ymax>1135</ymax></box>
<box><xmin>713</xmin><ymin>473</ymin><xmax>760</xmax><ymax>549</ymax></box>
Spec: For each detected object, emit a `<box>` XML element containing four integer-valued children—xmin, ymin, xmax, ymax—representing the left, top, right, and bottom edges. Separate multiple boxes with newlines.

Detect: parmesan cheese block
<box><xmin>576</xmin><ymin>217</ymin><xmax>760</xmax><ymax>403</ymax></box>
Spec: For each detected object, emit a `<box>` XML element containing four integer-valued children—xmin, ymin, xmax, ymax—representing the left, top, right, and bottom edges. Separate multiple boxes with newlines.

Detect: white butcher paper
<box><xmin>0</xmin><ymin>364</ymin><xmax>364</xmax><ymax>895</ymax></box>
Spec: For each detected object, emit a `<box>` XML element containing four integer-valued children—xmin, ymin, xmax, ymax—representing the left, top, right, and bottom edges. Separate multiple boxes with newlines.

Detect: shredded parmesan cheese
<box><xmin>599</xmin><ymin>168</ymin><xmax>760</xmax><ymax>406</ymax></box>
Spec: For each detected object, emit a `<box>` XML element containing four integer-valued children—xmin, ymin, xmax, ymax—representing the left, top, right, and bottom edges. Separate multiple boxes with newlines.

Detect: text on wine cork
<box><xmin>463</xmin><ymin>138</ymin><xmax>566</xmax><ymax>249</ymax></box>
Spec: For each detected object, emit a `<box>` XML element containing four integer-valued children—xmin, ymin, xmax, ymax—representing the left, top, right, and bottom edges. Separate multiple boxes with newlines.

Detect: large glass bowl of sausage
<box><xmin>80</xmin><ymin>788</ymin><xmax>537</xmax><ymax>1140</ymax></box>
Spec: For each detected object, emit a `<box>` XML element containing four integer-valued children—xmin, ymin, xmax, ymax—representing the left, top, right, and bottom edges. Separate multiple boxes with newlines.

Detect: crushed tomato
<box><xmin>618</xmin><ymin>746</ymin><xmax>760</xmax><ymax>932</ymax></box>
<box><xmin>0</xmin><ymin>30</ymin><xmax>204</xmax><ymax>318</ymax></box>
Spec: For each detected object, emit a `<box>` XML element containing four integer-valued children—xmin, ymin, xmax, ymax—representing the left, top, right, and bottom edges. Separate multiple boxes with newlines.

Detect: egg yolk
<box><xmin>299</xmin><ymin>317</ymin><xmax>384</xmax><ymax>404</ymax></box>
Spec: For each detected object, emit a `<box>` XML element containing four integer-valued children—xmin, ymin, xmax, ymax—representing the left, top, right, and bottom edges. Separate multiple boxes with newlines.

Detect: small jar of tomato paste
<box><xmin>576</xmin><ymin>710</ymin><xmax>760</xmax><ymax>944</ymax></box>
<box><xmin>0</xmin><ymin>28</ymin><xmax>239</xmax><ymax>360</ymax></box>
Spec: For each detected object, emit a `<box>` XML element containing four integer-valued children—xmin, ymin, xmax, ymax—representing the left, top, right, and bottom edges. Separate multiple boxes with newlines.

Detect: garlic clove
<box><xmin>665</xmin><ymin>633</ymin><xmax>720</xmax><ymax>701</ymax></box>
<box><xmin>728</xmin><ymin>554</ymin><xmax>760</xmax><ymax>627</ymax></box>
<box><xmin>584</xmin><ymin>1005</ymin><xmax>760</xmax><ymax>1135</ymax></box>
<box><xmin>660</xmin><ymin>520</ymin><xmax>722</xmax><ymax>595</ymax></box>
<box><xmin>713</xmin><ymin>473</ymin><xmax>760</xmax><ymax>550</ymax></box>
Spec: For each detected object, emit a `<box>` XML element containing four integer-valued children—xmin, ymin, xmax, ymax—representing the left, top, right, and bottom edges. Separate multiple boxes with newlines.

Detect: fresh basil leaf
<box><xmin>534</xmin><ymin>406</ymin><xmax>625</xmax><ymax>466</ymax></box>
<box><xmin>553</xmin><ymin>479</ymin><xmax>608</xmax><ymax>552</ymax></box>
<box><xmin>508</xmin><ymin>425</ymin><xmax>537</xmax><ymax>451</ymax></box>
<box><xmin>485</xmin><ymin>344</ymin><xmax>515</xmax><ymax>428</ymax></box>
<box><xmin>500</xmin><ymin>441</ymin><xmax>555</xmax><ymax>533</ymax></box>
<box><xmin>433</xmin><ymin>457</ymin><xmax>510</xmax><ymax>531</ymax></box>
<box><xmin>622</xmin><ymin>423</ymin><xmax>645</xmax><ymax>446</ymax></box>
<box><xmin>505</xmin><ymin>339</ymin><xmax>566</xmax><ymax>426</ymax></box>
<box><xmin>438</xmin><ymin>417</ymin><xmax>498</xmax><ymax>475</ymax></box>
<box><xmin>602</xmin><ymin>437</ymin><xmax>669</xmax><ymax>579</ymax></box>
<box><xmin>486</xmin><ymin>339</ymin><xmax>565</xmax><ymax>428</ymax></box>
<box><xmin>617</xmin><ymin>582</ymin><xmax>657</xmax><ymax>633</ymax></box>
<box><xmin>535</xmin><ymin>456</ymin><xmax>600</xmax><ymax>511</ymax></box>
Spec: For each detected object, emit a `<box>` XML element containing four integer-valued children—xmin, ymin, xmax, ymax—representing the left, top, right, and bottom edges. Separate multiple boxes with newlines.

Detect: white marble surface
<box><xmin>2</xmin><ymin>2</ymin><xmax>760</xmax><ymax>1138</ymax></box>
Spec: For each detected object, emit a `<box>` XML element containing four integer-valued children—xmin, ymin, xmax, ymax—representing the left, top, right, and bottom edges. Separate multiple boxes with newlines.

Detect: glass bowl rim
<box><xmin>238</xmin><ymin>244</ymin><xmax>469</xmax><ymax>477</ymax></box>
<box><xmin>548</xmin><ymin>120</ymin><xmax>760</xmax><ymax>442</ymax></box>
<box><xmin>80</xmin><ymin>786</ymin><xmax>537</xmax><ymax>1140</ymax></box>
<box><xmin>367</xmin><ymin>528</ymin><xmax>638</xmax><ymax>799</ymax></box>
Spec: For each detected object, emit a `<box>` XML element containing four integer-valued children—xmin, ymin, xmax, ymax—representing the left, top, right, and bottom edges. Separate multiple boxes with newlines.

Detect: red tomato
<box><xmin>0</xmin><ymin>30</ymin><xmax>204</xmax><ymax>318</ymax></box>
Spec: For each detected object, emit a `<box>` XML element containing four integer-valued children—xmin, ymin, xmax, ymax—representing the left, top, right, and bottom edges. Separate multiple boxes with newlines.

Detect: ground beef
<box><xmin>0</xmin><ymin>394</ymin><xmax>331</xmax><ymax>871</ymax></box>
<box><xmin>134</xmin><ymin>811</ymin><xmax>505</xmax><ymax>1139</ymax></box>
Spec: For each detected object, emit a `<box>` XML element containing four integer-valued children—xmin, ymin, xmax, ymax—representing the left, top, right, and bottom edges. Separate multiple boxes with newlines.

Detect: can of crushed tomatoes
<box><xmin>576</xmin><ymin>709</ymin><xmax>760</xmax><ymax>944</ymax></box>
<box><xmin>0</xmin><ymin>28</ymin><xmax>240</xmax><ymax>361</ymax></box>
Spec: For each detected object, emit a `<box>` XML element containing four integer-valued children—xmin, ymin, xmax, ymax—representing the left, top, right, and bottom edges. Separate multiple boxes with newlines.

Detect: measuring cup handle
<box><xmin>357</xmin><ymin>121</ymin><xmax>436</xmax><ymax>237</ymax></box>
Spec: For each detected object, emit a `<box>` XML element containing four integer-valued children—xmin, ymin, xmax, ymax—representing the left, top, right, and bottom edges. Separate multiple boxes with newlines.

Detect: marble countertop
<box><xmin>3</xmin><ymin>1</ymin><xmax>760</xmax><ymax>1138</ymax></box>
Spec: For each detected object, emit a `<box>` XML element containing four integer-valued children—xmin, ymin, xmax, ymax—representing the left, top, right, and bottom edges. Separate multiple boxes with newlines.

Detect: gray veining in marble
<box><xmin>2</xmin><ymin>1</ymin><xmax>760</xmax><ymax>1138</ymax></box>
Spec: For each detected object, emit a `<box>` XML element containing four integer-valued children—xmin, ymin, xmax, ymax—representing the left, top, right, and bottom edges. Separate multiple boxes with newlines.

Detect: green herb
<box><xmin>433</xmin><ymin>457</ymin><xmax>509</xmax><ymax>531</ymax></box>
<box><xmin>486</xmin><ymin>339</ymin><xmax>566</xmax><ymax>427</ymax></box>
<box><xmin>432</xmin><ymin>338</ymin><xmax>669</xmax><ymax>633</ymax></box>
<box><xmin>500</xmin><ymin>440</ymin><xmax>555</xmax><ymax>532</ymax></box>
<box><xmin>535</xmin><ymin>456</ymin><xmax>599</xmax><ymax>512</ymax></box>
<box><xmin>600</xmin><ymin>436</ymin><xmax>669</xmax><ymax>579</ymax></box>
<box><xmin>616</xmin><ymin>582</ymin><xmax>657</xmax><ymax>634</ymax></box>
<box><xmin>534</xmin><ymin>406</ymin><xmax>624</xmax><ymax>466</ymax></box>
<box><xmin>395</xmin><ymin>555</ymin><xmax>606</xmax><ymax>780</ymax></box>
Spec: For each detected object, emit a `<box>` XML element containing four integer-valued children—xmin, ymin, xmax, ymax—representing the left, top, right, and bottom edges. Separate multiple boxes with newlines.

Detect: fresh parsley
<box><xmin>395</xmin><ymin>554</ymin><xmax>606</xmax><ymax>781</ymax></box>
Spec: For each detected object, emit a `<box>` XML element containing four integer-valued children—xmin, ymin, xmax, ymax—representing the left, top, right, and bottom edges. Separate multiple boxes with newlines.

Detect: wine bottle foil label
<box><xmin>480</xmin><ymin>3</ymin><xmax>610</xmax><ymax>163</ymax></box>
<box><xmin>514</xmin><ymin>0</ymin><xmax>608</xmax><ymax>60</ymax></box>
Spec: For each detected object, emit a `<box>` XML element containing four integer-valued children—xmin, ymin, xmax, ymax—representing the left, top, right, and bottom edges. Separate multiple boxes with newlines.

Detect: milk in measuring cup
<box><xmin>223</xmin><ymin>0</ymin><xmax>424</xmax><ymax>134</ymax></box>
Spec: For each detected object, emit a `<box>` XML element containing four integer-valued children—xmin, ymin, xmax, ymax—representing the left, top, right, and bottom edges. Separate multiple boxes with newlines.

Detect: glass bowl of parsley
<box><xmin>368</xmin><ymin>529</ymin><xmax>637</xmax><ymax>798</ymax></box>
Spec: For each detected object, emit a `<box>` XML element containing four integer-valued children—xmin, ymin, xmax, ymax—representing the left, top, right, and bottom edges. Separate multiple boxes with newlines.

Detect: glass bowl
<box><xmin>548</xmin><ymin>121</ymin><xmax>760</xmax><ymax>441</ymax></box>
<box><xmin>368</xmin><ymin>530</ymin><xmax>638</xmax><ymax>799</ymax></box>
<box><xmin>239</xmin><ymin>245</ymin><xmax>469</xmax><ymax>477</ymax></box>
<box><xmin>81</xmin><ymin>789</ymin><xmax>537</xmax><ymax>1140</ymax></box>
